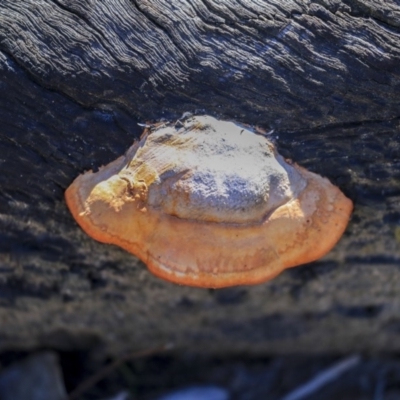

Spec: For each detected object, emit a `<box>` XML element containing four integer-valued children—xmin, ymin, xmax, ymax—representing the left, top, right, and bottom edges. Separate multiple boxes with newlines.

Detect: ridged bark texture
<box><xmin>0</xmin><ymin>0</ymin><xmax>399</xmax><ymax>355</ymax></box>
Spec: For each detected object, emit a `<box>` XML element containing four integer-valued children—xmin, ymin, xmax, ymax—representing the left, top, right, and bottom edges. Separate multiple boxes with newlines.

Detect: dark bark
<box><xmin>0</xmin><ymin>0</ymin><xmax>399</xmax><ymax>356</ymax></box>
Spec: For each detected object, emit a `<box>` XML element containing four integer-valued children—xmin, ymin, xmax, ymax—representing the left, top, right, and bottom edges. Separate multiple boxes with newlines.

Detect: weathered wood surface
<box><xmin>0</xmin><ymin>0</ymin><xmax>399</xmax><ymax>356</ymax></box>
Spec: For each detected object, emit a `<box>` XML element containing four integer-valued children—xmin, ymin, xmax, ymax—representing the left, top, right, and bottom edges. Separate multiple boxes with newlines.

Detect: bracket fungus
<box><xmin>65</xmin><ymin>115</ymin><xmax>353</xmax><ymax>288</ymax></box>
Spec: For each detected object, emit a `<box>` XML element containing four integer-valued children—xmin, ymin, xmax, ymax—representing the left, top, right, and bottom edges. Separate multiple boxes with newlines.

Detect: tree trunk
<box><xmin>0</xmin><ymin>0</ymin><xmax>399</xmax><ymax>356</ymax></box>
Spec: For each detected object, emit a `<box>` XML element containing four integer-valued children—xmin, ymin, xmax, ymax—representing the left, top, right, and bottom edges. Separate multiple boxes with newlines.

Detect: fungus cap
<box><xmin>65</xmin><ymin>115</ymin><xmax>353</xmax><ymax>288</ymax></box>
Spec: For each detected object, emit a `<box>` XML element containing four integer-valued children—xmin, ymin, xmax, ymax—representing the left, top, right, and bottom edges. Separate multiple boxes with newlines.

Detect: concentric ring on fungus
<box><xmin>65</xmin><ymin>115</ymin><xmax>353</xmax><ymax>288</ymax></box>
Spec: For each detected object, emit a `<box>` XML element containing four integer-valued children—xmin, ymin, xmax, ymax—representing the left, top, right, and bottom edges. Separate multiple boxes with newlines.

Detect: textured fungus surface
<box><xmin>65</xmin><ymin>116</ymin><xmax>353</xmax><ymax>288</ymax></box>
